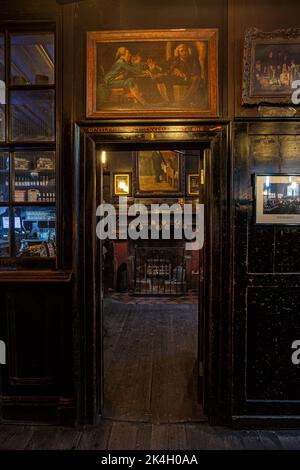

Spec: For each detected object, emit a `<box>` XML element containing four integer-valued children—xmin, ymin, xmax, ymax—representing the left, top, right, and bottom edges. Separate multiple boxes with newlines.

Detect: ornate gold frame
<box><xmin>87</xmin><ymin>29</ymin><xmax>218</xmax><ymax>118</ymax></box>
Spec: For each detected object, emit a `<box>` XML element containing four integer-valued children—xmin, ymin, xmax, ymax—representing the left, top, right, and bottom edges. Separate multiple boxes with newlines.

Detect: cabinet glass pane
<box><xmin>14</xmin><ymin>206</ymin><xmax>56</xmax><ymax>257</ymax></box>
<box><xmin>14</xmin><ymin>151</ymin><xmax>55</xmax><ymax>202</ymax></box>
<box><xmin>0</xmin><ymin>34</ymin><xmax>4</xmax><ymax>81</ymax></box>
<box><xmin>0</xmin><ymin>153</ymin><xmax>9</xmax><ymax>202</ymax></box>
<box><xmin>0</xmin><ymin>35</ymin><xmax>5</xmax><ymax>142</ymax></box>
<box><xmin>10</xmin><ymin>33</ymin><xmax>55</xmax><ymax>85</ymax></box>
<box><xmin>11</xmin><ymin>90</ymin><xmax>55</xmax><ymax>141</ymax></box>
<box><xmin>0</xmin><ymin>207</ymin><xmax>9</xmax><ymax>257</ymax></box>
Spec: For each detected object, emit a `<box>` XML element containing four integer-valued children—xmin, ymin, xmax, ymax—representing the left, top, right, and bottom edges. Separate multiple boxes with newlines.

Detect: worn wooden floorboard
<box><xmin>274</xmin><ymin>431</ymin><xmax>300</xmax><ymax>450</ymax></box>
<box><xmin>103</xmin><ymin>299</ymin><xmax>204</xmax><ymax>424</ymax></box>
<box><xmin>0</xmin><ymin>425</ymin><xmax>34</xmax><ymax>450</ymax></box>
<box><xmin>0</xmin><ymin>422</ymin><xmax>299</xmax><ymax>449</ymax></box>
<box><xmin>135</xmin><ymin>423</ymin><xmax>152</xmax><ymax>450</ymax></box>
<box><xmin>108</xmin><ymin>421</ymin><xmax>138</xmax><ymax>450</ymax></box>
<box><xmin>25</xmin><ymin>428</ymin><xmax>81</xmax><ymax>450</ymax></box>
<box><xmin>77</xmin><ymin>422</ymin><xmax>113</xmax><ymax>450</ymax></box>
<box><xmin>150</xmin><ymin>424</ymin><xmax>170</xmax><ymax>450</ymax></box>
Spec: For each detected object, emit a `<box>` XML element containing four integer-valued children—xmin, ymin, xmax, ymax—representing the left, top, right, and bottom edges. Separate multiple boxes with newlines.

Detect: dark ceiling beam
<box><xmin>55</xmin><ymin>0</ymin><xmax>88</xmax><ymax>4</ymax></box>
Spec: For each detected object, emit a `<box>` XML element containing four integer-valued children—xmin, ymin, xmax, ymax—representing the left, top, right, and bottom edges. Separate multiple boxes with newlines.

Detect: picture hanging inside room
<box><xmin>86</xmin><ymin>29</ymin><xmax>219</xmax><ymax>118</ymax></box>
<box><xmin>255</xmin><ymin>174</ymin><xmax>300</xmax><ymax>224</ymax></box>
<box><xmin>243</xmin><ymin>27</ymin><xmax>300</xmax><ymax>105</ymax></box>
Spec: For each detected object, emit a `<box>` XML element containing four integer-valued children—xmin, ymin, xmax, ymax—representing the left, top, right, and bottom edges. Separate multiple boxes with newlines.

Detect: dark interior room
<box><xmin>0</xmin><ymin>0</ymin><xmax>300</xmax><ymax>457</ymax></box>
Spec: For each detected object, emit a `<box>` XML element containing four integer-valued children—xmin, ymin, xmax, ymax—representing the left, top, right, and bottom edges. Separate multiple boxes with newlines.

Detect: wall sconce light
<box><xmin>101</xmin><ymin>150</ymin><xmax>107</xmax><ymax>165</ymax></box>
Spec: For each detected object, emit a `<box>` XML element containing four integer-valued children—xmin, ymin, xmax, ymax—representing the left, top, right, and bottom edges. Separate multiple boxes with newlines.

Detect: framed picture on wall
<box><xmin>113</xmin><ymin>173</ymin><xmax>131</xmax><ymax>195</ymax></box>
<box><xmin>255</xmin><ymin>174</ymin><xmax>300</xmax><ymax>224</ymax></box>
<box><xmin>86</xmin><ymin>29</ymin><xmax>218</xmax><ymax>118</ymax></box>
<box><xmin>187</xmin><ymin>173</ymin><xmax>200</xmax><ymax>195</ymax></box>
<box><xmin>243</xmin><ymin>28</ymin><xmax>300</xmax><ymax>105</ymax></box>
<box><xmin>136</xmin><ymin>150</ymin><xmax>183</xmax><ymax>196</ymax></box>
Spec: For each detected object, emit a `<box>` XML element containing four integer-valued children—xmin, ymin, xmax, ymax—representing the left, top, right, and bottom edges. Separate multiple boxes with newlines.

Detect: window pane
<box><xmin>11</xmin><ymin>90</ymin><xmax>55</xmax><ymax>141</ymax></box>
<box><xmin>14</xmin><ymin>151</ymin><xmax>55</xmax><ymax>202</ymax></box>
<box><xmin>0</xmin><ymin>207</ymin><xmax>9</xmax><ymax>257</ymax></box>
<box><xmin>0</xmin><ymin>35</ymin><xmax>5</xmax><ymax>142</ymax></box>
<box><xmin>10</xmin><ymin>33</ymin><xmax>55</xmax><ymax>85</ymax></box>
<box><xmin>0</xmin><ymin>34</ymin><xmax>4</xmax><ymax>81</ymax></box>
<box><xmin>0</xmin><ymin>153</ymin><xmax>9</xmax><ymax>202</ymax></box>
<box><xmin>14</xmin><ymin>206</ymin><xmax>56</xmax><ymax>257</ymax></box>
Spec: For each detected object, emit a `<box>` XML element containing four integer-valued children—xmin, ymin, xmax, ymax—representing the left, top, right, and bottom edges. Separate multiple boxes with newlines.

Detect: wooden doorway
<box><xmin>74</xmin><ymin>123</ymin><xmax>231</xmax><ymax>426</ymax></box>
<box><xmin>101</xmin><ymin>147</ymin><xmax>206</xmax><ymax>423</ymax></box>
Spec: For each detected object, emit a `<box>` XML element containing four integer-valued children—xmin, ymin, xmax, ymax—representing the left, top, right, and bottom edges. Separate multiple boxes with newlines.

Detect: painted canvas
<box><xmin>243</xmin><ymin>28</ymin><xmax>300</xmax><ymax>104</ymax></box>
<box><xmin>87</xmin><ymin>29</ymin><xmax>218</xmax><ymax>117</ymax></box>
<box><xmin>136</xmin><ymin>150</ymin><xmax>181</xmax><ymax>194</ymax></box>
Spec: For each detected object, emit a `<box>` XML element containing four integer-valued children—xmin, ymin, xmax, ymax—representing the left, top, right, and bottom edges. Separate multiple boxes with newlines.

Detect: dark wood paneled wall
<box><xmin>0</xmin><ymin>0</ymin><xmax>299</xmax><ymax>426</ymax></box>
<box><xmin>233</xmin><ymin>122</ymin><xmax>300</xmax><ymax>424</ymax></box>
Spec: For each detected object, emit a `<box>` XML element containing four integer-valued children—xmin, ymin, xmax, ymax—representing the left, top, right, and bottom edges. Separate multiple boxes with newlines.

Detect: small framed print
<box><xmin>114</xmin><ymin>173</ymin><xmax>131</xmax><ymax>195</ymax></box>
<box><xmin>187</xmin><ymin>173</ymin><xmax>200</xmax><ymax>195</ymax></box>
<box><xmin>255</xmin><ymin>174</ymin><xmax>300</xmax><ymax>224</ymax></box>
<box><xmin>136</xmin><ymin>150</ymin><xmax>183</xmax><ymax>196</ymax></box>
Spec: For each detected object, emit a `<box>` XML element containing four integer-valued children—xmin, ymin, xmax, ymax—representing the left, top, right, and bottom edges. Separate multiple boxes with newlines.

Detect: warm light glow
<box><xmin>101</xmin><ymin>150</ymin><xmax>107</xmax><ymax>165</ymax></box>
<box><xmin>290</xmin><ymin>181</ymin><xmax>297</xmax><ymax>190</ymax></box>
<box><xmin>117</xmin><ymin>179</ymin><xmax>129</xmax><ymax>194</ymax></box>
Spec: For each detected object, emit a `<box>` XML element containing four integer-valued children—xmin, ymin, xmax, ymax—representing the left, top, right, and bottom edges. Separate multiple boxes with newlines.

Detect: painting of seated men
<box><xmin>87</xmin><ymin>29</ymin><xmax>218</xmax><ymax>117</ymax></box>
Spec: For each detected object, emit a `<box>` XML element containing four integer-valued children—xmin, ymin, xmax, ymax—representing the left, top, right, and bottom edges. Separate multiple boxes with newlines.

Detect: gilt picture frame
<box><xmin>187</xmin><ymin>173</ymin><xmax>200</xmax><ymax>196</ymax></box>
<box><xmin>113</xmin><ymin>173</ymin><xmax>131</xmax><ymax>196</ymax></box>
<box><xmin>86</xmin><ymin>29</ymin><xmax>218</xmax><ymax>118</ymax></box>
<box><xmin>243</xmin><ymin>28</ymin><xmax>300</xmax><ymax>105</ymax></box>
<box><xmin>135</xmin><ymin>150</ymin><xmax>183</xmax><ymax>196</ymax></box>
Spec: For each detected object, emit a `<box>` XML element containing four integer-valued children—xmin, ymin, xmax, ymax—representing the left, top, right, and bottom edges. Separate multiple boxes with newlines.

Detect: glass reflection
<box><xmin>0</xmin><ymin>153</ymin><xmax>9</xmax><ymax>202</ymax></box>
<box><xmin>0</xmin><ymin>207</ymin><xmax>9</xmax><ymax>257</ymax></box>
<box><xmin>0</xmin><ymin>34</ymin><xmax>4</xmax><ymax>81</ymax></box>
<box><xmin>10</xmin><ymin>33</ymin><xmax>55</xmax><ymax>85</ymax></box>
<box><xmin>14</xmin><ymin>206</ymin><xmax>56</xmax><ymax>257</ymax></box>
<box><xmin>11</xmin><ymin>90</ymin><xmax>55</xmax><ymax>141</ymax></box>
<box><xmin>14</xmin><ymin>151</ymin><xmax>55</xmax><ymax>202</ymax></box>
<box><xmin>0</xmin><ymin>35</ymin><xmax>5</xmax><ymax>142</ymax></box>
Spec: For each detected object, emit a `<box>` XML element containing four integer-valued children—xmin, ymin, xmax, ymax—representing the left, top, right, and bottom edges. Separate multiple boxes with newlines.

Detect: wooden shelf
<box><xmin>15</xmin><ymin>168</ymin><xmax>55</xmax><ymax>172</ymax></box>
<box><xmin>0</xmin><ymin>270</ymin><xmax>72</xmax><ymax>283</ymax></box>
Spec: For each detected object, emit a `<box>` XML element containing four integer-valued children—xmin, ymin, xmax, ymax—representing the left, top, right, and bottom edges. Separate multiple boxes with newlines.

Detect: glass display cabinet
<box><xmin>0</xmin><ymin>28</ymin><xmax>56</xmax><ymax>263</ymax></box>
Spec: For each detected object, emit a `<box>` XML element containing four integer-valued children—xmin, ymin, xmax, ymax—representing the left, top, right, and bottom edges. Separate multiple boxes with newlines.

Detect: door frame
<box><xmin>73</xmin><ymin>121</ymin><xmax>232</xmax><ymax>425</ymax></box>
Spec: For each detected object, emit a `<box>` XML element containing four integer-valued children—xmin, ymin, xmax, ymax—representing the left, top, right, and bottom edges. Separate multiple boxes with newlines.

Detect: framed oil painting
<box><xmin>187</xmin><ymin>173</ymin><xmax>200</xmax><ymax>195</ymax></box>
<box><xmin>243</xmin><ymin>28</ymin><xmax>300</xmax><ymax>105</ymax></box>
<box><xmin>113</xmin><ymin>173</ymin><xmax>131</xmax><ymax>196</ymax></box>
<box><xmin>136</xmin><ymin>150</ymin><xmax>183</xmax><ymax>195</ymax></box>
<box><xmin>255</xmin><ymin>174</ymin><xmax>300</xmax><ymax>224</ymax></box>
<box><xmin>86</xmin><ymin>29</ymin><xmax>218</xmax><ymax>118</ymax></box>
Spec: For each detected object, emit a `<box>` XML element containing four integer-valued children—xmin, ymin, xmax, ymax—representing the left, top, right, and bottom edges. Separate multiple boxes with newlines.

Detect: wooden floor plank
<box><xmin>239</xmin><ymin>430</ymin><xmax>266</xmax><ymax>450</ymax></box>
<box><xmin>0</xmin><ymin>423</ymin><xmax>296</xmax><ymax>450</ymax></box>
<box><xmin>0</xmin><ymin>425</ymin><xmax>34</xmax><ymax>450</ymax></box>
<box><xmin>167</xmin><ymin>424</ymin><xmax>187</xmax><ymax>450</ymax></box>
<box><xmin>108</xmin><ymin>422</ymin><xmax>138</xmax><ymax>450</ymax></box>
<box><xmin>274</xmin><ymin>431</ymin><xmax>300</xmax><ymax>450</ymax></box>
<box><xmin>135</xmin><ymin>423</ymin><xmax>152</xmax><ymax>450</ymax></box>
<box><xmin>150</xmin><ymin>424</ymin><xmax>169</xmax><ymax>450</ymax></box>
<box><xmin>77</xmin><ymin>421</ymin><xmax>113</xmax><ymax>450</ymax></box>
<box><xmin>190</xmin><ymin>424</ymin><xmax>231</xmax><ymax>450</ymax></box>
<box><xmin>25</xmin><ymin>427</ymin><xmax>81</xmax><ymax>450</ymax></box>
<box><xmin>257</xmin><ymin>430</ymin><xmax>284</xmax><ymax>450</ymax></box>
<box><xmin>103</xmin><ymin>299</ymin><xmax>204</xmax><ymax>423</ymax></box>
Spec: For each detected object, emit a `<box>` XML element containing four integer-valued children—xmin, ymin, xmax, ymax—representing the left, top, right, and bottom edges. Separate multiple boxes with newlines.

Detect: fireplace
<box><xmin>134</xmin><ymin>246</ymin><xmax>187</xmax><ymax>295</ymax></box>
